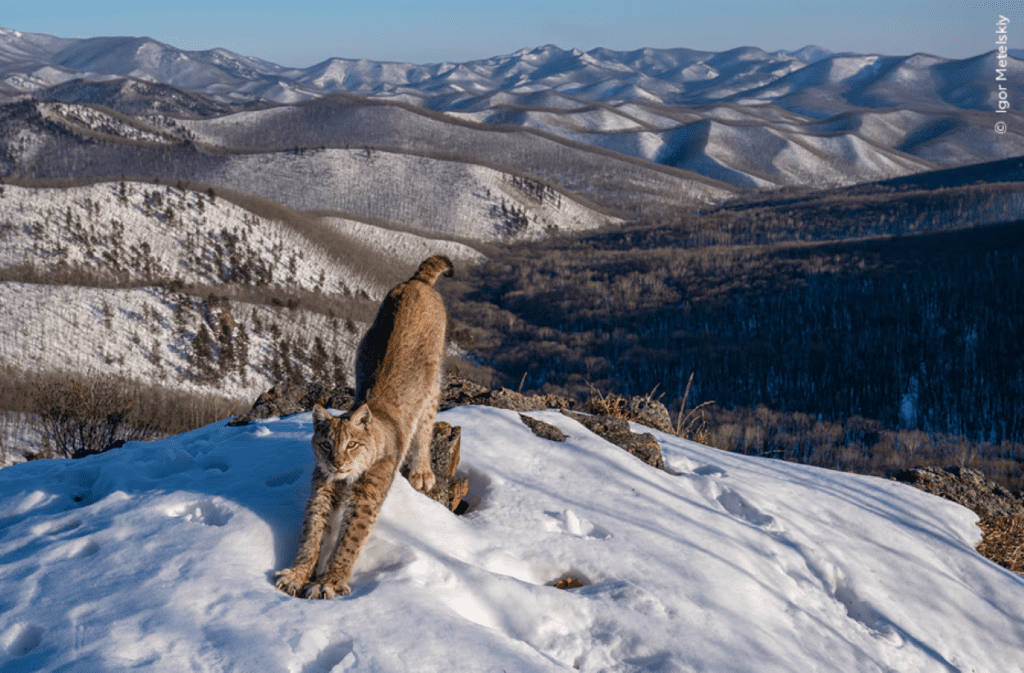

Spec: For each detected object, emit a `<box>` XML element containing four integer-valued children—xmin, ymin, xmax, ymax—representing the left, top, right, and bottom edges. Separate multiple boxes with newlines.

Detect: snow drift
<box><xmin>1</xmin><ymin>405</ymin><xmax>1022</xmax><ymax>671</ymax></box>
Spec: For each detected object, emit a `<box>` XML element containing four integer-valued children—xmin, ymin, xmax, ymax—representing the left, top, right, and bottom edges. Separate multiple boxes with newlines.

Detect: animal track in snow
<box><xmin>691</xmin><ymin>474</ymin><xmax>783</xmax><ymax>532</ymax></box>
<box><xmin>167</xmin><ymin>499</ymin><xmax>232</xmax><ymax>527</ymax></box>
<box><xmin>544</xmin><ymin>509</ymin><xmax>612</xmax><ymax>539</ymax></box>
<box><xmin>265</xmin><ymin>468</ymin><xmax>303</xmax><ymax>488</ymax></box>
<box><xmin>1</xmin><ymin>622</ymin><xmax>44</xmax><ymax>657</ymax></box>
<box><xmin>197</xmin><ymin>457</ymin><xmax>230</xmax><ymax>473</ymax></box>
<box><xmin>716</xmin><ymin>489</ymin><xmax>782</xmax><ymax>531</ymax></box>
<box><xmin>42</xmin><ymin>518</ymin><xmax>81</xmax><ymax>536</ymax></box>
<box><xmin>831</xmin><ymin>569</ymin><xmax>905</xmax><ymax>646</ymax></box>
<box><xmin>693</xmin><ymin>464</ymin><xmax>727</xmax><ymax>477</ymax></box>
<box><xmin>287</xmin><ymin>629</ymin><xmax>356</xmax><ymax>673</ymax></box>
<box><xmin>304</xmin><ymin>640</ymin><xmax>356</xmax><ymax>673</ymax></box>
<box><xmin>66</xmin><ymin>538</ymin><xmax>101</xmax><ymax>559</ymax></box>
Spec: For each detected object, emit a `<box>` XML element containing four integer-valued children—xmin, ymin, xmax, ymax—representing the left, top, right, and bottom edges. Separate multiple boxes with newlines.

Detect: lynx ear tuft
<box><xmin>312</xmin><ymin>405</ymin><xmax>332</xmax><ymax>424</ymax></box>
<box><xmin>351</xmin><ymin>404</ymin><xmax>372</xmax><ymax>427</ymax></box>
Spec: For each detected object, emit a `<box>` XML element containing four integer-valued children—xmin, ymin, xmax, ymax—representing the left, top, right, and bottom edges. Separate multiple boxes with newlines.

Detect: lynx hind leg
<box><xmin>408</xmin><ymin>410</ymin><xmax>436</xmax><ymax>493</ymax></box>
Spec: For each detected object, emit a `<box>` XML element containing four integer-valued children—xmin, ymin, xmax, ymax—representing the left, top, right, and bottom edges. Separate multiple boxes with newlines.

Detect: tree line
<box><xmin>447</xmin><ymin>196</ymin><xmax>1024</xmax><ymax>487</ymax></box>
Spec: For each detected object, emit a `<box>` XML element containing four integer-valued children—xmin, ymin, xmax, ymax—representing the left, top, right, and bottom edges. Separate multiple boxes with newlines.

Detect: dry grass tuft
<box><xmin>977</xmin><ymin>515</ymin><xmax>1024</xmax><ymax>574</ymax></box>
<box><xmin>675</xmin><ymin>372</ymin><xmax>714</xmax><ymax>445</ymax></box>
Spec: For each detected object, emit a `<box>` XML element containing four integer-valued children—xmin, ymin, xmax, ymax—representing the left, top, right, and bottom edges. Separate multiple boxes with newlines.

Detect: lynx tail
<box><xmin>411</xmin><ymin>255</ymin><xmax>455</xmax><ymax>285</ymax></box>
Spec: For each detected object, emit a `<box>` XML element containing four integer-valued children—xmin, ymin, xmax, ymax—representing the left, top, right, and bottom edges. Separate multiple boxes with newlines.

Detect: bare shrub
<box><xmin>32</xmin><ymin>375</ymin><xmax>157</xmax><ymax>458</ymax></box>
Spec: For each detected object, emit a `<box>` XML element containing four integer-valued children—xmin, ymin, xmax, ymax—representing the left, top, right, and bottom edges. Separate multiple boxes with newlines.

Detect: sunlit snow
<box><xmin>1</xmin><ymin>405</ymin><xmax>1022</xmax><ymax>671</ymax></box>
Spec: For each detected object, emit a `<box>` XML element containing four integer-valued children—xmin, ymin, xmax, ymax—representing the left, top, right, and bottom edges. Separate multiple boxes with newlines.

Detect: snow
<box><xmin>0</xmin><ymin>280</ymin><xmax>360</xmax><ymax>406</ymax></box>
<box><xmin>0</xmin><ymin>182</ymin><xmax>384</xmax><ymax>300</ymax></box>
<box><xmin>319</xmin><ymin>218</ymin><xmax>484</xmax><ymax>269</ymax></box>
<box><xmin>200</xmin><ymin>149</ymin><xmax>619</xmax><ymax>241</ymax></box>
<box><xmin>1</xmin><ymin>405</ymin><xmax>1022</xmax><ymax>671</ymax></box>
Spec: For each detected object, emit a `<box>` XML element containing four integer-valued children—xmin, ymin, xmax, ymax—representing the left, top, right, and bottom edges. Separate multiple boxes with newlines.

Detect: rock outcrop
<box><xmin>894</xmin><ymin>466</ymin><xmax>1024</xmax><ymax>519</ymax></box>
<box><xmin>895</xmin><ymin>466</ymin><xmax>1024</xmax><ymax>574</ymax></box>
<box><xmin>440</xmin><ymin>375</ymin><xmax>575</xmax><ymax>413</ymax></box>
<box><xmin>518</xmin><ymin>413</ymin><xmax>567</xmax><ymax>442</ymax></box>
<box><xmin>417</xmin><ymin>422</ymin><xmax>469</xmax><ymax>512</ymax></box>
<box><xmin>228</xmin><ymin>382</ymin><xmax>354</xmax><ymax>426</ymax></box>
<box><xmin>560</xmin><ymin>409</ymin><xmax>665</xmax><ymax>471</ymax></box>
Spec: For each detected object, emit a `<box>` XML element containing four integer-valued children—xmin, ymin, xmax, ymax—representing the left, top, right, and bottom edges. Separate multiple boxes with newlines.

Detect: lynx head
<box><xmin>311</xmin><ymin>404</ymin><xmax>377</xmax><ymax>482</ymax></box>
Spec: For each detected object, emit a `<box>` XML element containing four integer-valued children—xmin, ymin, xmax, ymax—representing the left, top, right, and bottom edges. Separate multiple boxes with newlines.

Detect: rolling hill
<box><xmin>0</xmin><ymin>28</ymin><xmax>1021</xmax><ymax>193</ymax></box>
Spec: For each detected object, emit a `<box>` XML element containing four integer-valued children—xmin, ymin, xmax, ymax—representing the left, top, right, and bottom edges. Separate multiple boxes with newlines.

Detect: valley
<box><xmin>0</xmin><ymin>28</ymin><xmax>1021</xmax><ymax>493</ymax></box>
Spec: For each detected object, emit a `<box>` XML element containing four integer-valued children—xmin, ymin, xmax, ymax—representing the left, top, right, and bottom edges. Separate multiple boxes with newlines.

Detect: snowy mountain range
<box><xmin>2</xmin><ymin>404</ymin><xmax>1022</xmax><ymax>671</ymax></box>
<box><xmin>2</xmin><ymin>29</ymin><xmax>1024</xmax><ymax>670</ymax></box>
<box><xmin>1</xmin><ymin>27</ymin><xmax>1022</xmax><ymax>192</ymax></box>
<box><xmin>0</xmin><ymin>28</ymin><xmax>1013</xmax><ymax>113</ymax></box>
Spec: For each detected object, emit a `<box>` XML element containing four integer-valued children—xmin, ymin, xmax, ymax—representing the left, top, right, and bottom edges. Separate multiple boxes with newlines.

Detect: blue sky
<box><xmin>3</xmin><ymin>1</ymin><xmax>1019</xmax><ymax>67</ymax></box>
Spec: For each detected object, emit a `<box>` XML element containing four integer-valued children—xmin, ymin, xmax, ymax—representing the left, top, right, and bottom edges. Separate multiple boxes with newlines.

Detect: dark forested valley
<box><xmin>448</xmin><ymin>180</ymin><xmax>1024</xmax><ymax>487</ymax></box>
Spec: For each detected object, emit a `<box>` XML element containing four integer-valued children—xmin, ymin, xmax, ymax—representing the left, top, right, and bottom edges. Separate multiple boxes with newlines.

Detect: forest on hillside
<box><xmin>448</xmin><ymin>183</ymin><xmax>1024</xmax><ymax>488</ymax></box>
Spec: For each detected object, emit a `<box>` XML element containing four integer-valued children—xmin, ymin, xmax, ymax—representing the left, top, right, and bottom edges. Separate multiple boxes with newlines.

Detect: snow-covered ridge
<box><xmin>198</xmin><ymin>149</ymin><xmax>623</xmax><ymax>240</ymax></box>
<box><xmin>0</xmin><ymin>405</ymin><xmax>1021</xmax><ymax>670</ymax></box>
<box><xmin>37</xmin><ymin>100</ymin><xmax>187</xmax><ymax>143</ymax></box>
<box><xmin>0</xmin><ymin>180</ymin><xmax>483</xmax><ymax>459</ymax></box>
<box><xmin>0</xmin><ymin>29</ymin><xmax>1019</xmax><ymax>114</ymax></box>
<box><xmin>0</xmin><ymin>281</ymin><xmax>359</xmax><ymax>404</ymax></box>
<box><xmin>2</xmin><ymin>29</ymin><xmax>1023</xmax><ymax>192</ymax></box>
<box><xmin>0</xmin><ymin>182</ymin><xmax>379</xmax><ymax>297</ymax></box>
<box><xmin>4</xmin><ymin>38</ymin><xmax>1021</xmax><ymax>193</ymax></box>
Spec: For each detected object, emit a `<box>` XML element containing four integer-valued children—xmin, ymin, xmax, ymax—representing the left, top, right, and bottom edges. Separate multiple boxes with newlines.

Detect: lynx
<box><xmin>275</xmin><ymin>255</ymin><xmax>454</xmax><ymax>599</ymax></box>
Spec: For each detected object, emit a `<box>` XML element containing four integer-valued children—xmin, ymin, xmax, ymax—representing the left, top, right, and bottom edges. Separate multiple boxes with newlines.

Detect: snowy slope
<box><xmin>0</xmin><ymin>181</ymin><xmax>463</xmax><ymax>415</ymax></box>
<box><xmin>200</xmin><ymin>149</ymin><xmax>621</xmax><ymax>240</ymax></box>
<box><xmin>5</xmin><ymin>31</ymin><xmax>1024</xmax><ymax>193</ymax></box>
<box><xmin>0</xmin><ymin>182</ymin><xmax>386</xmax><ymax>299</ymax></box>
<box><xmin>319</xmin><ymin>218</ymin><xmax>484</xmax><ymax>268</ymax></box>
<box><xmin>1</xmin><ymin>405</ymin><xmax>1022</xmax><ymax>671</ymax></box>
<box><xmin>0</xmin><ymin>281</ymin><xmax>360</xmax><ymax>403</ymax></box>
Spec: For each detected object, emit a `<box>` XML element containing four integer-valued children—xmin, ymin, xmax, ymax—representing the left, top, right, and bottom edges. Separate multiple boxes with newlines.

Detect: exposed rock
<box><xmin>895</xmin><ymin>466</ymin><xmax>1024</xmax><ymax>574</ymax></box>
<box><xmin>894</xmin><ymin>466</ymin><xmax>1024</xmax><ymax>519</ymax></box>
<box><xmin>581</xmin><ymin>392</ymin><xmax>675</xmax><ymax>434</ymax></box>
<box><xmin>519</xmin><ymin>413</ymin><xmax>567</xmax><ymax>442</ymax></box>
<box><xmin>440</xmin><ymin>374</ymin><xmax>575</xmax><ymax>413</ymax></box>
<box><xmin>439</xmin><ymin>375</ymin><xmax>491</xmax><ymax>410</ymax></box>
<box><xmin>623</xmin><ymin>397</ymin><xmax>675</xmax><ymax>434</ymax></box>
<box><xmin>229</xmin><ymin>382</ymin><xmax>354</xmax><ymax>425</ymax></box>
<box><xmin>441</xmin><ymin>374</ymin><xmax>664</xmax><ymax>469</ymax></box>
<box><xmin>552</xmin><ymin>577</ymin><xmax>585</xmax><ymax>590</ymax></box>
<box><xmin>560</xmin><ymin>409</ymin><xmax>665</xmax><ymax>471</ymax></box>
<box><xmin>402</xmin><ymin>421</ymin><xmax>468</xmax><ymax>512</ymax></box>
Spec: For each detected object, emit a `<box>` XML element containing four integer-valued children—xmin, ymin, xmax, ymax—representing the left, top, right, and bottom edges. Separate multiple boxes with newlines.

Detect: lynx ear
<box><xmin>351</xmin><ymin>404</ymin><xmax>372</xmax><ymax>427</ymax></box>
<box><xmin>312</xmin><ymin>405</ymin><xmax>332</xmax><ymax>424</ymax></box>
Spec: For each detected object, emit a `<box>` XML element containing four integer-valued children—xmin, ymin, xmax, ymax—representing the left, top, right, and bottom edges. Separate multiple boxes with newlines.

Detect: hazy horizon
<box><xmin>3</xmin><ymin>1</ymin><xmax>1020</xmax><ymax>68</ymax></box>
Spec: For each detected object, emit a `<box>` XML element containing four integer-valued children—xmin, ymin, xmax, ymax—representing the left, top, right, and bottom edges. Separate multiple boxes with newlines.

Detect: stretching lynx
<box><xmin>275</xmin><ymin>255</ymin><xmax>454</xmax><ymax>599</ymax></box>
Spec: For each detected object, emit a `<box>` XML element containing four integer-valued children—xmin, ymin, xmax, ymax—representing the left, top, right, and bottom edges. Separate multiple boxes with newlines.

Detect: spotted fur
<box><xmin>275</xmin><ymin>256</ymin><xmax>453</xmax><ymax>598</ymax></box>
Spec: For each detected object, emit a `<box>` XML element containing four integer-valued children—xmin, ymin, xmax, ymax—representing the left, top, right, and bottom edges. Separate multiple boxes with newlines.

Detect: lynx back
<box><xmin>275</xmin><ymin>255</ymin><xmax>454</xmax><ymax>599</ymax></box>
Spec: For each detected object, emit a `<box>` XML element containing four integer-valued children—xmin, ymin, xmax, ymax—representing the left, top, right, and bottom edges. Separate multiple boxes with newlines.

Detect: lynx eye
<box><xmin>317</xmin><ymin>441</ymin><xmax>331</xmax><ymax>452</ymax></box>
<box><xmin>346</xmin><ymin>441</ymin><xmax>357</xmax><ymax>450</ymax></box>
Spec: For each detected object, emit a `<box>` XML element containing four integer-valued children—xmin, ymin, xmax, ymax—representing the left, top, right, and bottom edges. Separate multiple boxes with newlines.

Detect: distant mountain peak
<box><xmin>786</xmin><ymin>44</ymin><xmax>835</xmax><ymax>63</ymax></box>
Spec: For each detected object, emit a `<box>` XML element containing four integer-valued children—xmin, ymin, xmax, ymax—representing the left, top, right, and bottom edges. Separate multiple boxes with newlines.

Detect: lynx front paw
<box><xmin>409</xmin><ymin>468</ymin><xmax>436</xmax><ymax>493</ymax></box>
<box><xmin>304</xmin><ymin>581</ymin><xmax>351</xmax><ymax>599</ymax></box>
<box><xmin>274</xmin><ymin>567</ymin><xmax>310</xmax><ymax>596</ymax></box>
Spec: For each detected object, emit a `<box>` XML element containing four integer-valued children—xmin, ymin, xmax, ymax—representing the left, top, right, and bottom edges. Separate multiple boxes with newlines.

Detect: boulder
<box><xmin>895</xmin><ymin>466</ymin><xmax>1024</xmax><ymax>574</ymax></box>
<box><xmin>894</xmin><ymin>466</ymin><xmax>1024</xmax><ymax>519</ymax></box>
<box><xmin>402</xmin><ymin>421</ymin><xmax>469</xmax><ymax>512</ymax></box>
<box><xmin>582</xmin><ymin>393</ymin><xmax>674</xmax><ymax>434</ymax></box>
<box><xmin>560</xmin><ymin>409</ymin><xmax>665</xmax><ymax>471</ymax></box>
<box><xmin>440</xmin><ymin>374</ymin><xmax>575</xmax><ymax>413</ymax></box>
<box><xmin>229</xmin><ymin>382</ymin><xmax>354</xmax><ymax>426</ymax></box>
<box><xmin>518</xmin><ymin>413</ymin><xmax>567</xmax><ymax>442</ymax></box>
